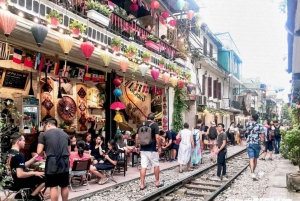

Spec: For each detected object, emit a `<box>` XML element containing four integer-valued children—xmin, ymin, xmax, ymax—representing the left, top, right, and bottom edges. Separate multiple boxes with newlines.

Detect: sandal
<box><xmin>98</xmin><ymin>177</ymin><xmax>109</xmax><ymax>185</ymax></box>
<box><xmin>179</xmin><ymin>170</ymin><xmax>183</xmax><ymax>173</ymax></box>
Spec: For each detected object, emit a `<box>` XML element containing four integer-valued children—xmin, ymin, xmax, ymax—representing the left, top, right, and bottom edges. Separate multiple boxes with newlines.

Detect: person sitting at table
<box><xmin>91</xmin><ymin>135</ymin><xmax>106</xmax><ymax>165</ymax></box>
<box><xmin>89</xmin><ymin>139</ymin><xmax>119</xmax><ymax>185</ymax></box>
<box><xmin>28</xmin><ymin>131</ymin><xmax>45</xmax><ymax>158</ymax></box>
<box><xmin>69</xmin><ymin>140</ymin><xmax>91</xmax><ymax>186</ymax></box>
<box><xmin>8</xmin><ymin>133</ymin><xmax>45</xmax><ymax>201</ymax></box>
<box><xmin>70</xmin><ymin>135</ymin><xmax>77</xmax><ymax>152</ymax></box>
<box><xmin>83</xmin><ymin>132</ymin><xmax>92</xmax><ymax>154</ymax></box>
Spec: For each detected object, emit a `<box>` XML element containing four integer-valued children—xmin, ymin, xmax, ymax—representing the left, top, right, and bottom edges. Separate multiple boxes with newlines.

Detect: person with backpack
<box><xmin>273</xmin><ymin>120</ymin><xmax>281</xmax><ymax>154</ymax></box>
<box><xmin>191</xmin><ymin>123</ymin><xmax>202</xmax><ymax>168</ymax></box>
<box><xmin>135</xmin><ymin>113</ymin><xmax>164</xmax><ymax>190</ymax></box>
<box><xmin>260</xmin><ymin>120</ymin><xmax>274</xmax><ymax>161</ymax></box>
<box><xmin>207</xmin><ymin>121</ymin><xmax>218</xmax><ymax>162</ymax></box>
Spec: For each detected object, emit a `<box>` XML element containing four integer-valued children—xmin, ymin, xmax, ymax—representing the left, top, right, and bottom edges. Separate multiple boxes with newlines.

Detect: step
<box><xmin>186</xmin><ymin>190</ymin><xmax>211</xmax><ymax>197</ymax></box>
<box><xmin>191</xmin><ymin>180</ymin><xmax>222</xmax><ymax>187</ymax></box>
<box><xmin>185</xmin><ymin>184</ymin><xmax>218</xmax><ymax>191</ymax></box>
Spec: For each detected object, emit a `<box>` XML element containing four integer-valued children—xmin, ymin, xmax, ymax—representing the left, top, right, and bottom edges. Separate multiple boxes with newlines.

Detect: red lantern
<box><xmin>187</xmin><ymin>10</ymin><xmax>195</xmax><ymax>20</ymax></box>
<box><xmin>162</xmin><ymin>11</ymin><xmax>169</xmax><ymax>19</ymax></box>
<box><xmin>80</xmin><ymin>41</ymin><xmax>95</xmax><ymax>73</ymax></box>
<box><xmin>178</xmin><ymin>80</ymin><xmax>185</xmax><ymax>89</ymax></box>
<box><xmin>151</xmin><ymin>0</ymin><xmax>160</xmax><ymax>9</ymax></box>
<box><xmin>169</xmin><ymin>19</ymin><xmax>177</xmax><ymax>27</ymax></box>
<box><xmin>130</xmin><ymin>3</ymin><xmax>138</xmax><ymax>12</ymax></box>
<box><xmin>113</xmin><ymin>77</ymin><xmax>122</xmax><ymax>87</ymax></box>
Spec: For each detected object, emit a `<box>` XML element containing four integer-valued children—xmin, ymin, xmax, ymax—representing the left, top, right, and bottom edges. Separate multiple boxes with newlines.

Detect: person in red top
<box><xmin>69</xmin><ymin>140</ymin><xmax>91</xmax><ymax>185</ymax></box>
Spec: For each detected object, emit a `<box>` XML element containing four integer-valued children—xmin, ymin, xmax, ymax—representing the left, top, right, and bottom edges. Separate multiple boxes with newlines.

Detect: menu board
<box><xmin>2</xmin><ymin>70</ymin><xmax>29</xmax><ymax>90</ymax></box>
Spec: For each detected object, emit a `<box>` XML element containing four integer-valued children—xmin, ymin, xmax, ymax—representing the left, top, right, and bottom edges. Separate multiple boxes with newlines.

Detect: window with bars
<box><xmin>203</xmin><ymin>37</ymin><xmax>207</xmax><ymax>56</ymax></box>
<box><xmin>208</xmin><ymin>77</ymin><xmax>212</xmax><ymax>97</ymax></box>
<box><xmin>209</xmin><ymin>43</ymin><xmax>213</xmax><ymax>58</ymax></box>
<box><xmin>202</xmin><ymin>75</ymin><xmax>206</xmax><ymax>95</ymax></box>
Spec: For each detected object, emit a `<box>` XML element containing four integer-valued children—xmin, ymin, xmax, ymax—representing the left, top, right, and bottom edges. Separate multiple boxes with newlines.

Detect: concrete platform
<box><xmin>263</xmin><ymin>158</ymin><xmax>300</xmax><ymax>200</ymax></box>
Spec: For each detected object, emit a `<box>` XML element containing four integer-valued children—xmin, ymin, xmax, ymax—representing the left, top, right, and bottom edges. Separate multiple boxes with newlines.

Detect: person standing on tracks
<box><xmin>136</xmin><ymin>113</ymin><xmax>164</xmax><ymax>190</ymax></box>
<box><xmin>207</xmin><ymin>121</ymin><xmax>218</xmax><ymax>162</ymax></box>
<box><xmin>214</xmin><ymin>123</ymin><xmax>228</xmax><ymax>181</ymax></box>
<box><xmin>245</xmin><ymin>114</ymin><xmax>265</xmax><ymax>180</ymax></box>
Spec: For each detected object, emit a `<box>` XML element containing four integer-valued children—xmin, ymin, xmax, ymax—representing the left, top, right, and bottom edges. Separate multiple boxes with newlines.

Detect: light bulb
<box><xmin>34</xmin><ymin>18</ymin><xmax>39</xmax><ymax>23</ymax></box>
<box><xmin>18</xmin><ymin>12</ymin><xmax>24</xmax><ymax>17</ymax></box>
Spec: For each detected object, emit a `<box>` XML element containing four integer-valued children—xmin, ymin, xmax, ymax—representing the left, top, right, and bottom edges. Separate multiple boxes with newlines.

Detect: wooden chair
<box><xmin>116</xmin><ymin>149</ymin><xmax>127</xmax><ymax>177</ymax></box>
<box><xmin>69</xmin><ymin>160</ymin><xmax>91</xmax><ymax>192</ymax></box>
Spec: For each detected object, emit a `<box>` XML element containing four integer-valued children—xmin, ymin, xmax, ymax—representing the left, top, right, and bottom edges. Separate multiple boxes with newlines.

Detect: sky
<box><xmin>196</xmin><ymin>0</ymin><xmax>290</xmax><ymax>100</ymax></box>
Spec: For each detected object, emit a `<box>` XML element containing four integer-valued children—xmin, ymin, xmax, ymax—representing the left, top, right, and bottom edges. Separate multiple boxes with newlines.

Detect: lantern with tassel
<box><xmin>176</xmin><ymin>0</ymin><xmax>185</xmax><ymax>10</ymax></box>
<box><xmin>139</xmin><ymin>63</ymin><xmax>149</xmax><ymax>77</ymax></box>
<box><xmin>187</xmin><ymin>10</ymin><xmax>195</xmax><ymax>20</ymax></box>
<box><xmin>130</xmin><ymin>3</ymin><xmax>138</xmax><ymax>12</ymax></box>
<box><xmin>119</xmin><ymin>56</ymin><xmax>129</xmax><ymax>73</ymax></box>
<box><xmin>0</xmin><ymin>10</ymin><xmax>17</xmax><ymax>54</ymax></box>
<box><xmin>162</xmin><ymin>72</ymin><xmax>170</xmax><ymax>85</ymax></box>
<box><xmin>170</xmin><ymin>76</ymin><xmax>178</xmax><ymax>87</ymax></box>
<box><xmin>169</xmin><ymin>20</ymin><xmax>177</xmax><ymax>27</ymax></box>
<box><xmin>28</xmin><ymin>72</ymin><xmax>34</xmax><ymax>96</ymax></box>
<box><xmin>151</xmin><ymin>68</ymin><xmax>160</xmax><ymax>82</ymax></box>
<box><xmin>113</xmin><ymin>88</ymin><xmax>122</xmax><ymax>97</ymax></box>
<box><xmin>178</xmin><ymin>79</ymin><xmax>185</xmax><ymax>89</ymax></box>
<box><xmin>81</xmin><ymin>41</ymin><xmax>95</xmax><ymax>73</ymax></box>
<box><xmin>151</xmin><ymin>0</ymin><xmax>160</xmax><ymax>9</ymax></box>
<box><xmin>31</xmin><ymin>24</ymin><xmax>48</xmax><ymax>47</ymax></box>
<box><xmin>100</xmin><ymin>49</ymin><xmax>113</xmax><ymax>67</ymax></box>
<box><xmin>113</xmin><ymin>77</ymin><xmax>122</xmax><ymax>87</ymax></box>
<box><xmin>187</xmin><ymin>83</ymin><xmax>194</xmax><ymax>93</ymax></box>
<box><xmin>162</xmin><ymin>11</ymin><xmax>169</xmax><ymax>19</ymax></box>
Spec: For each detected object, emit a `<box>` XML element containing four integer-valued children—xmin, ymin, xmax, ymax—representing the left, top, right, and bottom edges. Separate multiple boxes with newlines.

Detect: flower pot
<box><xmin>113</xmin><ymin>46</ymin><xmax>120</xmax><ymax>53</ymax></box>
<box><xmin>72</xmin><ymin>28</ymin><xmax>80</xmax><ymax>37</ymax></box>
<box><xmin>51</xmin><ymin>17</ymin><xmax>59</xmax><ymax>29</ymax></box>
<box><xmin>167</xmin><ymin>68</ymin><xmax>171</xmax><ymax>73</ymax></box>
<box><xmin>159</xmin><ymin>63</ymin><xmax>165</xmax><ymax>69</ymax></box>
<box><xmin>128</xmin><ymin>52</ymin><xmax>134</xmax><ymax>58</ymax></box>
<box><xmin>145</xmin><ymin>40</ymin><xmax>160</xmax><ymax>52</ymax></box>
<box><xmin>144</xmin><ymin>57</ymin><xmax>150</xmax><ymax>63</ymax></box>
<box><xmin>87</xmin><ymin>10</ymin><xmax>110</xmax><ymax>27</ymax></box>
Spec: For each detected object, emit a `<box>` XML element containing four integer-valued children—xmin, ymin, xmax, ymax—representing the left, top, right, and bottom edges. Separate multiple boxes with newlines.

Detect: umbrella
<box><xmin>110</xmin><ymin>102</ymin><xmax>126</xmax><ymax>110</ymax></box>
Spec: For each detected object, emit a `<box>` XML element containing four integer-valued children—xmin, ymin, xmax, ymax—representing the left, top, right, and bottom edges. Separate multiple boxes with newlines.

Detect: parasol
<box><xmin>110</xmin><ymin>102</ymin><xmax>126</xmax><ymax>123</ymax></box>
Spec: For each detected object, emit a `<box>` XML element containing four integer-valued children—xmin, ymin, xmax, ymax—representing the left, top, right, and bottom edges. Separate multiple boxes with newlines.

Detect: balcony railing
<box><xmin>231</xmin><ymin>100</ymin><xmax>241</xmax><ymax>110</ymax></box>
<box><xmin>200</xmin><ymin>56</ymin><xmax>229</xmax><ymax>75</ymax></box>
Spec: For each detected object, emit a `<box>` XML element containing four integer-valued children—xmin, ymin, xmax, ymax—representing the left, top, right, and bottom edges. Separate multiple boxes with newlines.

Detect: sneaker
<box><xmin>82</xmin><ymin>179</ymin><xmax>87</xmax><ymax>186</ymax></box>
<box><xmin>210</xmin><ymin>176</ymin><xmax>222</xmax><ymax>181</ymax></box>
<box><xmin>127</xmin><ymin>162</ymin><xmax>132</xmax><ymax>166</ymax></box>
<box><xmin>221</xmin><ymin>175</ymin><xmax>229</xmax><ymax>181</ymax></box>
<box><xmin>250</xmin><ymin>173</ymin><xmax>258</xmax><ymax>180</ymax></box>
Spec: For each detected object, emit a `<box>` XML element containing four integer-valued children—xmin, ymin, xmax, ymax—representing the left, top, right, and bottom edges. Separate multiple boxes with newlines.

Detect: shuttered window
<box><xmin>203</xmin><ymin>37</ymin><xmax>207</xmax><ymax>56</ymax></box>
<box><xmin>213</xmin><ymin>80</ymin><xmax>218</xmax><ymax>98</ymax></box>
<box><xmin>209</xmin><ymin>43</ymin><xmax>213</xmax><ymax>57</ymax></box>
<box><xmin>218</xmin><ymin>82</ymin><xmax>222</xmax><ymax>100</ymax></box>
<box><xmin>202</xmin><ymin>75</ymin><xmax>206</xmax><ymax>95</ymax></box>
<box><xmin>208</xmin><ymin>77</ymin><xmax>212</xmax><ymax>97</ymax></box>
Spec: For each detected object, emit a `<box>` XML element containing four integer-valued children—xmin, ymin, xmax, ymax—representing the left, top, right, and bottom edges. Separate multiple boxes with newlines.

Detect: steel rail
<box><xmin>137</xmin><ymin>148</ymin><xmax>247</xmax><ymax>201</ymax></box>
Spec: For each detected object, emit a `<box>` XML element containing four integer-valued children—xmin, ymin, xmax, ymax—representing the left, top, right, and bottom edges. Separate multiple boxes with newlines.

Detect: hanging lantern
<box><xmin>81</xmin><ymin>41</ymin><xmax>95</xmax><ymax>72</ymax></box>
<box><xmin>139</xmin><ymin>63</ymin><xmax>149</xmax><ymax>77</ymax></box>
<box><xmin>187</xmin><ymin>10</ymin><xmax>195</xmax><ymax>20</ymax></box>
<box><xmin>113</xmin><ymin>77</ymin><xmax>122</xmax><ymax>87</ymax></box>
<box><xmin>119</xmin><ymin>56</ymin><xmax>129</xmax><ymax>73</ymax></box>
<box><xmin>100</xmin><ymin>49</ymin><xmax>113</xmax><ymax>67</ymax></box>
<box><xmin>169</xmin><ymin>20</ymin><xmax>177</xmax><ymax>27</ymax></box>
<box><xmin>162</xmin><ymin>11</ymin><xmax>169</xmax><ymax>19</ymax></box>
<box><xmin>170</xmin><ymin>76</ymin><xmax>178</xmax><ymax>87</ymax></box>
<box><xmin>162</xmin><ymin>72</ymin><xmax>170</xmax><ymax>85</ymax></box>
<box><xmin>130</xmin><ymin>3</ymin><xmax>138</xmax><ymax>12</ymax></box>
<box><xmin>176</xmin><ymin>0</ymin><xmax>185</xmax><ymax>10</ymax></box>
<box><xmin>151</xmin><ymin>68</ymin><xmax>160</xmax><ymax>82</ymax></box>
<box><xmin>113</xmin><ymin>88</ymin><xmax>122</xmax><ymax>97</ymax></box>
<box><xmin>0</xmin><ymin>10</ymin><xmax>17</xmax><ymax>53</ymax></box>
<box><xmin>187</xmin><ymin>83</ymin><xmax>194</xmax><ymax>93</ymax></box>
<box><xmin>31</xmin><ymin>24</ymin><xmax>48</xmax><ymax>47</ymax></box>
<box><xmin>59</xmin><ymin>34</ymin><xmax>74</xmax><ymax>55</ymax></box>
<box><xmin>151</xmin><ymin>0</ymin><xmax>160</xmax><ymax>9</ymax></box>
<box><xmin>178</xmin><ymin>79</ymin><xmax>185</xmax><ymax>89</ymax></box>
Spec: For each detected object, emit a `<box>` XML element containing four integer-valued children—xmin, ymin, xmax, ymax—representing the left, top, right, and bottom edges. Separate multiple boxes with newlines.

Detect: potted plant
<box><xmin>159</xmin><ymin>58</ymin><xmax>165</xmax><ymax>69</ymax></box>
<box><xmin>125</xmin><ymin>45</ymin><xmax>138</xmax><ymax>58</ymax></box>
<box><xmin>174</xmin><ymin>67</ymin><xmax>182</xmax><ymax>76</ymax></box>
<box><xmin>167</xmin><ymin>63</ymin><xmax>175</xmax><ymax>73</ymax></box>
<box><xmin>86</xmin><ymin>0</ymin><xmax>112</xmax><ymax>27</ymax></box>
<box><xmin>46</xmin><ymin>10</ymin><xmax>62</xmax><ymax>29</ymax></box>
<box><xmin>142</xmin><ymin>52</ymin><xmax>151</xmax><ymax>64</ymax></box>
<box><xmin>145</xmin><ymin>35</ymin><xmax>160</xmax><ymax>52</ymax></box>
<box><xmin>69</xmin><ymin>20</ymin><xmax>86</xmax><ymax>37</ymax></box>
<box><xmin>184</xmin><ymin>72</ymin><xmax>191</xmax><ymax>82</ymax></box>
<box><xmin>111</xmin><ymin>37</ymin><xmax>122</xmax><ymax>52</ymax></box>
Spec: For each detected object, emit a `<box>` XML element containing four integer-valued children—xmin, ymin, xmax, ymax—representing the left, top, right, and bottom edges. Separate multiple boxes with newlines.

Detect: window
<box><xmin>209</xmin><ymin>43</ymin><xmax>213</xmax><ymax>57</ymax></box>
<box><xmin>213</xmin><ymin>80</ymin><xmax>218</xmax><ymax>98</ymax></box>
<box><xmin>208</xmin><ymin>77</ymin><xmax>212</xmax><ymax>97</ymax></box>
<box><xmin>203</xmin><ymin>37</ymin><xmax>207</xmax><ymax>56</ymax></box>
<box><xmin>202</xmin><ymin>75</ymin><xmax>206</xmax><ymax>95</ymax></box>
<box><xmin>218</xmin><ymin>82</ymin><xmax>222</xmax><ymax>100</ymax></box>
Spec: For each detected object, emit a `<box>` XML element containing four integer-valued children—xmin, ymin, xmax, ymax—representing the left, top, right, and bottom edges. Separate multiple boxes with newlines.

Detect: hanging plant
<box><xmin>159</xmin><ymin>58</ymin><xmax>165</xmax><ymax>69</ymax></box>
<box><xmin>174</xmin><ymin>66</ymin><xmax>182</xmax><ymax>76</ymax></box>
<box><xmin>46</xmin><ymin>10</ymin><xmax>63</xmax><ymax>24</ymax></box>
<box><xmin>111</xmin><ymin>37</ymin><xmax>122</xmax><ymax>52</ymax></box>
<box><xmin>172</xmin><ymin>85</ymin><xmax>188</xmax><ymax>131</ymax></box>
<box><xmin>184</xmin><ymin>72</ymin><xmax>191</xmax><ymax>81</ymax></box>
<box><xmin>142</xmin><ymin>51</ymin><xmax>151</xmax><ymax>63</ymax></box>
<box><xmin>167</xmin><ymin>63</ymin><xmax>175</xmax><ymax>72</ymax></box>
<box><xmin>69</xmin><ymin>20</ymin><xmax>86</xmax><ymax>33</ymax></box>
<box><xmin>146</xmin><ymin>34</ymin><xmax>159</xmax><ymax>43</ymax></box>
<box><xmin>125</xmin><ymin>45</ymin><xmax>138</xmax><ymax>58</ymax></box>
<box><xmin>86</xmin><ymin>0</ymin><xmax>112</xmax><ymax>18</ymax></box>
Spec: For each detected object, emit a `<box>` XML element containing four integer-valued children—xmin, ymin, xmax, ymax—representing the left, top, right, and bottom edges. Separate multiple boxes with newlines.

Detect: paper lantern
<box><xmin>162</xmin><ymin>11</ymin><xmax>169</xmax><ymax>19</ymax></box>
<box><xmin>169</xmin><ymin>76</ymin><xmax>178</xmax><ymax>87</ymax></box>
<box><xmin>113</xmin><ymin>77</ymin><xmax>122</xmax><ymax>87</ymax></box>
<box><xmin>187</xmin><ymin>10</ymin><xmax>195</xmax><ymax>20</ymax></box>
<box><xmin>151</xmin><ymin>1</ymin><xmax>160</xmax><ymax>9</ymax></box>
<box><xmin>81</xmin><ymin>41</ymin><xmax>95</xmax><ymax>60</ymax></box>
<box><xmin>162</xmin><ymin>72</ymin><xmax>170</xmax><ymax>84</ymax></box>
<box><xmin>187</xmin><ymin>83</ymin><xmax>194</xmax><ymax>93</ymax></box>
<box><xmin>100</xmin><ymin>49</ymin><xmax>113</xmax><ymax>67</ymax></box>
<box><xmin>151</xmin><ymin>68</ymin><xmax>160</xmax><ymax>82</ymax></box>
<box><xmin>59</xmin><ymin>34</ymin><xmax>74</xmax><ymax>55</ymax></box>
<box><xmin>0</xmin><ymin>10</ymin><xmax>17</xmax><ymax>37</ymax></box>
<box><xmin>169</xmin><ymin>20</ymin><xmax>177</xmax><ymax>27</ymax></box>
<box><xmin>130</xmin><ymin>3</ymin><xmax>138</xmax><ymax>12</ymax></box>
<box><xmin>176</xmin><ymin>0</ymin><xmax>185</xmax><ymax>10</ymax></box>
<box><xmin>113</xmin><ymin>88</ymin><xmax>122</xmax><ymax>97</ymax></box>
<box><xmin>178</xmin><ymin>79</ymin><xmax>185</xmax><ymax>89</ymax></box>
<box><xmin>31</xmin><ymin>24</ymin><xmax>48</xmax><ymax>47</ymax></box>
<box><xmin>139</xmin><ymin>63</ymin><xmax>149</xmax><ymax>77</ymax></box>
<box><xmin>119</xmin><ymin>56</ymin><xmax>129</xmax><ymax>73</ymax></box>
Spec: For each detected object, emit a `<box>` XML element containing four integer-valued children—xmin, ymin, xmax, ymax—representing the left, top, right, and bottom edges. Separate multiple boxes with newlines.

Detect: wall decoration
<box><xmin>57</xmin><ymin>96</ymin><xmax>76</xmax><ymax>122</ymax></box>
<box><xmin>76</xmin><ymin>84</ymin><xmax>87</xmax><ymax>131</ymax></box>
<box><xmin>40</xmin><ymin>77</ymin><xmax>55</xmax><ymax>121</ymax></box>
<box><xmin>87</xmin><ymin>87</ymin><xmax>103</xmax><ymax>108</ymax></box>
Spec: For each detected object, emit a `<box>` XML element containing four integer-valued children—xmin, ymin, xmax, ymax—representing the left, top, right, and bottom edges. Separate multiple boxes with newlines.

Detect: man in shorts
<box><xmin>136</xmin><ymin>113</ymin><xmax>164</xmax><ymax>190</ymax></box>
<box><xmin>37</xmin><ymin>118</ymin><xmax>70</xmax><ymax>201</ymax></box>
<box><xmin>245</xmin><ymin>114</ymin><xmax>265</xmax><ymax>180</ymax></box>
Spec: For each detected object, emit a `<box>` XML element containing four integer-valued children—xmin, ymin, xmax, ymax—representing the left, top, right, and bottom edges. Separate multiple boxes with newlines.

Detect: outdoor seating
<box><xmin>3</xmin><ymin>187</ymin><xmax>31</xmax><ymax>201</ymax></box>
<box><xmin>70</xmin><ymin>160</ymin><xmax>91</xmax><ymax>191</ymax></box>
<box><xmin>116</xmin><ymin>149</ymin><xmax>127</xmax><ymax>176</ymax></box>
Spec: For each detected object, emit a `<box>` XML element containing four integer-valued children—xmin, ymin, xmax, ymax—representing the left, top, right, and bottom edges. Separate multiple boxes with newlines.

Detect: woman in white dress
<box><xmin>176</xmin><ymin>123</ymin><xmax>194</xmax><ymax>173</ymax></box>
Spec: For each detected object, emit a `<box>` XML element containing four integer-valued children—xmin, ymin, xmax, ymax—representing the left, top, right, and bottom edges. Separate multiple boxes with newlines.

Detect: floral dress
<box><xmin>191</xmin><ymin>129</ymin><xmax>201</xmax><ymax>165</ymax></box>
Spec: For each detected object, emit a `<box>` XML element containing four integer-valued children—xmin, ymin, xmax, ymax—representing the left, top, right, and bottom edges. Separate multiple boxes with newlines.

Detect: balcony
<box><xmin>231</xmin><ymin>100</ymin><xmax>241</xmax><ymax>110</ymax></box>
<box><xmin>222</xmin><ymin>99</ymin><xmax>242</xmax><ymax>113</ymax></box>
<box><xmin>199</xmin><ymin>56</ymin><xmax>229</xmax><ymax>76</ymax></box>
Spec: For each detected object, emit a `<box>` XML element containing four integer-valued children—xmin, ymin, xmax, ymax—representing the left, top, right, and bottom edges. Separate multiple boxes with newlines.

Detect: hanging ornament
<box><xmin>113</xmin><ymin>77</ymin><xmax>122</xmax><ymax>87</ymax></box>
<box><xmin>187</xmin><ymin>10</ymin><xmax>195</xmax><ymax>20</ymax></box>
<box><xmin>31</xmin><ymin>24</ymin><xmax>48</xmax><ymax>47</ymax></box>
<box><xmin>178</xmin><ymin>79</ymin><xmax>185</xmax><ymax>89</ymax></box>
<box><xmin>169</xmin><ymin>19</ymin><xmax>177</xmax><ymax>27</ymax></box>
<box><xmin>0</xmin><ymin>10</ymin><xmax>17</xmax><ymax>54</ymax></box>
<box><xmin>151</xmin><ymin>0</ymin><xmax>160</xmax><ymax>9</ymax></box>
<box><xmin>113</xmin><ymin>88</ymin><xmax>122</xmax><ymax>97</ymax></box>
<box><xmin>139</xmin><ymin>63</ymin><xmax>149</xmax><ymax>77</ymax></box>
<box><xmin>151</xmin><ymin>68</ymin><xmax>160</xmax><ymax>82</ymax></box>
<box><xmin>81</xmin><ymin>41</ymin><xmax>95</xmax><ymax>73</ymax></box>
<box><xmin>130</xmin><ymin>3</ymin><xmax>138</xmax><ymax>12</ymax></box>
<box><xmin>170</xmin><ymin>76</ymin><xmax>178</xmax><ymax>87</ymax></box>
<box><xmin>100</xmin><ymin>49</ymin><xmax>113</xmax><ymax>67</ymax></box>
<box><xmin>187</xmin><ymin>83</ymin><xmax>194</xmax><ymax>93</ymax></box>
<box><xmin>119</xmin><ymin>56</ymin><xmax>129</xmax><ymax>73</ymax></box>
<box><xmin>176</xmin><ymin>0</ymin><xmax>185</xmax><ymax>10</ymax></box>
<box><xmin>162</xmin><ymin>11</ymin><xmax>169</xmax><ymax>19</ymax></box>
<box><xmin>162</xmin><ymin>72</ymin><xmax>170</xmax><ymax>85</ymax></box>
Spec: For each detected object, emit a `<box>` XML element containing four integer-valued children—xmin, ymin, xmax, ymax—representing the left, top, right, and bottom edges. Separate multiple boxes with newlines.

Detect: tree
<box><xmin>282</xmin><ymin>103</ymin><xmax>292</xmax><ymax>124</ymax></box>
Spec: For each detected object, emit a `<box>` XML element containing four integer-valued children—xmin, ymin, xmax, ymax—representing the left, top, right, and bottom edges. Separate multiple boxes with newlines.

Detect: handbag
<box><xmin>174</xmin><ymin>138</ymin><xmax>181</xmax><ymax>145</ymax></box>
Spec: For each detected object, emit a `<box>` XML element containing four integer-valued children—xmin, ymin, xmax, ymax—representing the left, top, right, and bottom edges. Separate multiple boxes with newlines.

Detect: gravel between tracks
<box><xmin>80</xmin><ymin>146</ymin><xmax>245</xmax><ymax>201</ymax></box>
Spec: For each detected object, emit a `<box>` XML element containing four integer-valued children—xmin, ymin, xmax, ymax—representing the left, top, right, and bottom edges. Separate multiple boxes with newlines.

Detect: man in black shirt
<box><xmin>136</xmin><ymin>113</ymin><xmax>164</xmax><ymax>190</ymax></box>
<box><xmin>8</xmin><ymin>133</ymin><xmax>45</xmax><ymax>201</ymax></box>
<box><xmin>214</xmin><ymin>123</ymin><xmax>227</xmax><ymax>181</ymax></box>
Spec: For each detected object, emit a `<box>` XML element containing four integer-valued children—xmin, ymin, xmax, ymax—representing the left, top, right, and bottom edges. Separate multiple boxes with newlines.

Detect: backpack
<box><xmin>274</xmin><ymin>126</ymin><xmax>281</xmax><ymax>138</ymax></box>
<box><xmin>268</xmin><ymin>129</ymin><xmax>275</xmax><ymax>141</ymax></box>
<box><xmin>208</xmin><ymin>127</ymin><xmax>218</xmax><ymax>140</ymax></box>
<box><xmin>138</xmin><ymin>122</ymin><xmax>154</xmax><ymax>146</ymax></box>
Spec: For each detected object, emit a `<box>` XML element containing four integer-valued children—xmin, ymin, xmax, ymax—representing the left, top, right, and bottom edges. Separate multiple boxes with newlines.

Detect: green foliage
<box><xmin>172</xmin><ymin>86</ymin><xmax>188</xmax><ymax>131</ymax></box>
<box><xmin>113</xmin><ymin>4</ymin><xmax>128</xmax><ymax>19</ymax></box>
<box><xmin>111</xmin><ymin>37</ymin><xmax>122</xmax><ymax>48</ymax></box>
<box><xmin>281</xmin><ymin>128</ymin><xmax>300</xmax><ymax>168</ymax></box>
<box><xmin>125</xmin><ymin>45</ymin><xmax>138</xmax><ymax>57</ymax></box>
<box><xmin>86</xmin><ymin>0</ymin><xmax>112</xmax><ymax>18</ymax></box>
<box><xmin>159</xmin><ymin>58</ymin><xmax>165</xmax><ymax>64</ymax></box>
<box><xmin>146</xmin><ymin>35</ymin><xmax>159</xmax><ymax>43</ymax></box>
<box><xmin>142</xmin><ymin>52</ymin><xmax>151</xmax><ymax>58</ymax></box>
<box><xmin>69</xmin><ymin>20</ymin><xmax>86</xmax><ymax>33</ymax></box>
<box><xmin>167</xmin><ymin>63</ymin><xmax>175</xmax><ymax>71</ymax></box>
<box><xmin>46</xmin><ymin>10</ymin><xmax>63</xmax><ymax>23</ymax></box>
<box><xmin>291</xmin><ymin>107</ymin><xmax>300</xmax><ymax>125</ymax></box>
